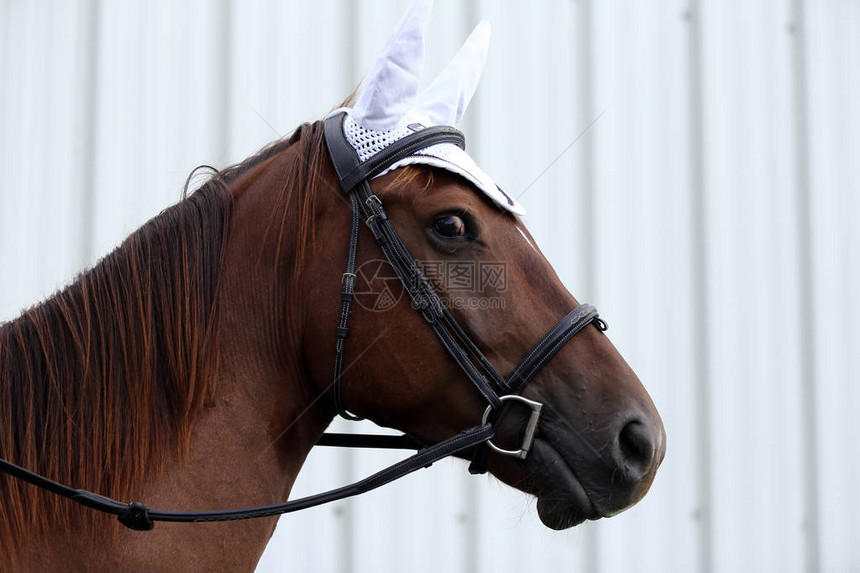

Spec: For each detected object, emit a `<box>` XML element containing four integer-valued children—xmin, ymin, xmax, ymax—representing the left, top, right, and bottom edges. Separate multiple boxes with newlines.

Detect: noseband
<box><xmin>0</xmin><ymin>115</ymin><xmax>606</xmax><ymax>530</ymax></box>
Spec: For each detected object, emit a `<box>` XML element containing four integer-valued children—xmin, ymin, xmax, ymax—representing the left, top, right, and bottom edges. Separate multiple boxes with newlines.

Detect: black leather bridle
<box><xmin>0</xmin><ymin>113</ymin><xmax>606</xmax><ymax>531</ymax></box>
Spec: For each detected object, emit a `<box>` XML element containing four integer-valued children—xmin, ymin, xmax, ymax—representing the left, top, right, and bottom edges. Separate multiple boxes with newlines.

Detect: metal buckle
<box><xmin>366</xmin><ymin>195</ymin><xmax>382</xmax><ymax>206</ymax></box>
<box><xmin>481</xmin><ymin>395</ymin><xmax>543</xmax><ymax>459</ymax></box>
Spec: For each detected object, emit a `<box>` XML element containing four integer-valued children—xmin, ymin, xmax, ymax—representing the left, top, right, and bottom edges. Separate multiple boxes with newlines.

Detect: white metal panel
<box><xmin>1</xmin><ymin>2</ymin><xmax>858</xmax><ymax>572</ymax></box>
<box><xmin>698</xmin><ymin>1</ymin><xmax>807</xmax><ymax>571</ymax></box>
<box><xmin>588</xmin><ymin>3</ymin><xmax>701</xmax><ymax>571</ymax></box>
<box><xmin>805</xmin><ymin>2</ymin><xmax>860</xmax><ymax>572</ymax></box>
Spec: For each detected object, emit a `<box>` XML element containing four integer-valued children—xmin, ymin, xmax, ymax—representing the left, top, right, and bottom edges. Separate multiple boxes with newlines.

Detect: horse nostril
<box><xmin>617</xmin><ymin>420</ymin><xmax>656</xmax><ymax>477</ymax></box>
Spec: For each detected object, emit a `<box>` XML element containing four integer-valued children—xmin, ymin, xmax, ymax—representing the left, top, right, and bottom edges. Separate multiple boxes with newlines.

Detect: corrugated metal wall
<box><xmin>1</xmin><ymin>1</ymin><xmax>857</xmax><ymax>572</ymax></box>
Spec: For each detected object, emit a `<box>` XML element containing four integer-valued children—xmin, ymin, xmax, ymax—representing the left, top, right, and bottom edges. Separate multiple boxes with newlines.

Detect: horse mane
<box><xmin>0</xmin><ymin>118</ymin><xmax>331</xmax><ymax>556</ymax></box>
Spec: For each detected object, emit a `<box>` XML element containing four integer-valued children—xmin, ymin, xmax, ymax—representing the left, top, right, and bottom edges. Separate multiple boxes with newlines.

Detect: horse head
<box><xmin>300</xmin><ymin>0</ymin><xmax>665</xmax><ymax>530</ymax></box>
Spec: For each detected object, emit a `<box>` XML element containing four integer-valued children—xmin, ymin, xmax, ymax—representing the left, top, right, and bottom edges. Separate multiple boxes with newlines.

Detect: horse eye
<box><xmin>433</xmin><ymin>215</ymin><xmax>467</xmax><ymax>238</ymax></box>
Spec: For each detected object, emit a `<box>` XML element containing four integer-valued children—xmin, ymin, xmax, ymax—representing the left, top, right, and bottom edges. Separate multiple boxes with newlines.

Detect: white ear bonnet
<box><xmin>325</xmin><ymin>0</ymin><xmax>525</xmax><ymax>215</ymax></box>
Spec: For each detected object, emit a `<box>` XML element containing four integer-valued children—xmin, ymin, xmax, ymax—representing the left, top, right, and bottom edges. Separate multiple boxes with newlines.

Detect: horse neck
<box><xmin>3</xmin><ymin>136</ymin><xmax>337</xmax><ymax>571</ymax></box>
<box><xmin>115</xmin><ymin>152</ymin><xmax>335</xmax><ymax>570</ymax></box>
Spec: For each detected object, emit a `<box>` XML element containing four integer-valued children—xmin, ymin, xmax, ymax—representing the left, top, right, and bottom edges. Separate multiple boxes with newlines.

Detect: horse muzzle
<box><xmin>530</xmin><ymin>400</ymin><xmax>666</xmax><ymax>529</ymax></box>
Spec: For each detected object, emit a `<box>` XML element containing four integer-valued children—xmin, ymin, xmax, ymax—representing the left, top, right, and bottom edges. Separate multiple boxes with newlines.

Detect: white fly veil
<box><xmin>325</xmin><ymin>0</ymin><xmax>525</xmax><ymax>215</ymax></box>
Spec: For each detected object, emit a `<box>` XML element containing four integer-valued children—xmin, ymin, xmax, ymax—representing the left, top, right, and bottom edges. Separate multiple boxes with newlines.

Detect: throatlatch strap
<box><xmin>332</xmin><ymin>191</ymin><xmax>363</xmax><ymax>420</ymax></box>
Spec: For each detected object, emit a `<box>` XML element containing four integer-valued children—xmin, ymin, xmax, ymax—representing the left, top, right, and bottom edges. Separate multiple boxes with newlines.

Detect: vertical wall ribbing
<box><xmin>0</xmin><ymin>0</ymin><xmax>9</xmax><ymax>205</ymax></box>
<box><xmin>214</xmin><ymin>0</ymin><xmax>232</xmax><ymax>166</ymax></box>
<box><xmin>684</xmin><ymin>2</ymin><xmax>713</xmax><ymax>573</ymax></box>
<box><xmin>574</xmin><ymin>1</ymin><xmax>598</xmax><ymax>571</ymax></box>
<box><xmin>788</xmin><ymin>1</ymin><xmax>820</xmax><ymax>572</ymax></box>
<box><xmin>73</xmin><ymin>0</ymin><xmax>99</xmax><ymax>266</ymax></box>
<box><xmin>575</xmin><ymin>0</ymin><xmax>596</xmax><ymax>305</ymax></box>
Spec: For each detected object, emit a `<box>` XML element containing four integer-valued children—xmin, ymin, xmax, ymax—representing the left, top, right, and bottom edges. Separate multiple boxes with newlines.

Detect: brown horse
<box><xmin>0</xmin><ymin>118</ymin><xmax>665</xmax><ymax>571</ymax></box>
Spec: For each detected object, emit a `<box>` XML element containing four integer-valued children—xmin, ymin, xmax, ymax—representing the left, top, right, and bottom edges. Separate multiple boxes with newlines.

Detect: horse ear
<box><xmin>416</xmin><ymin>20</ymin><xmax>491</xmax><ymax>127</ymax></box>
<box><xmin>352</xmin><ymin>0</ymin><xmax>434</xmax><ymax>131</ymax></box>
